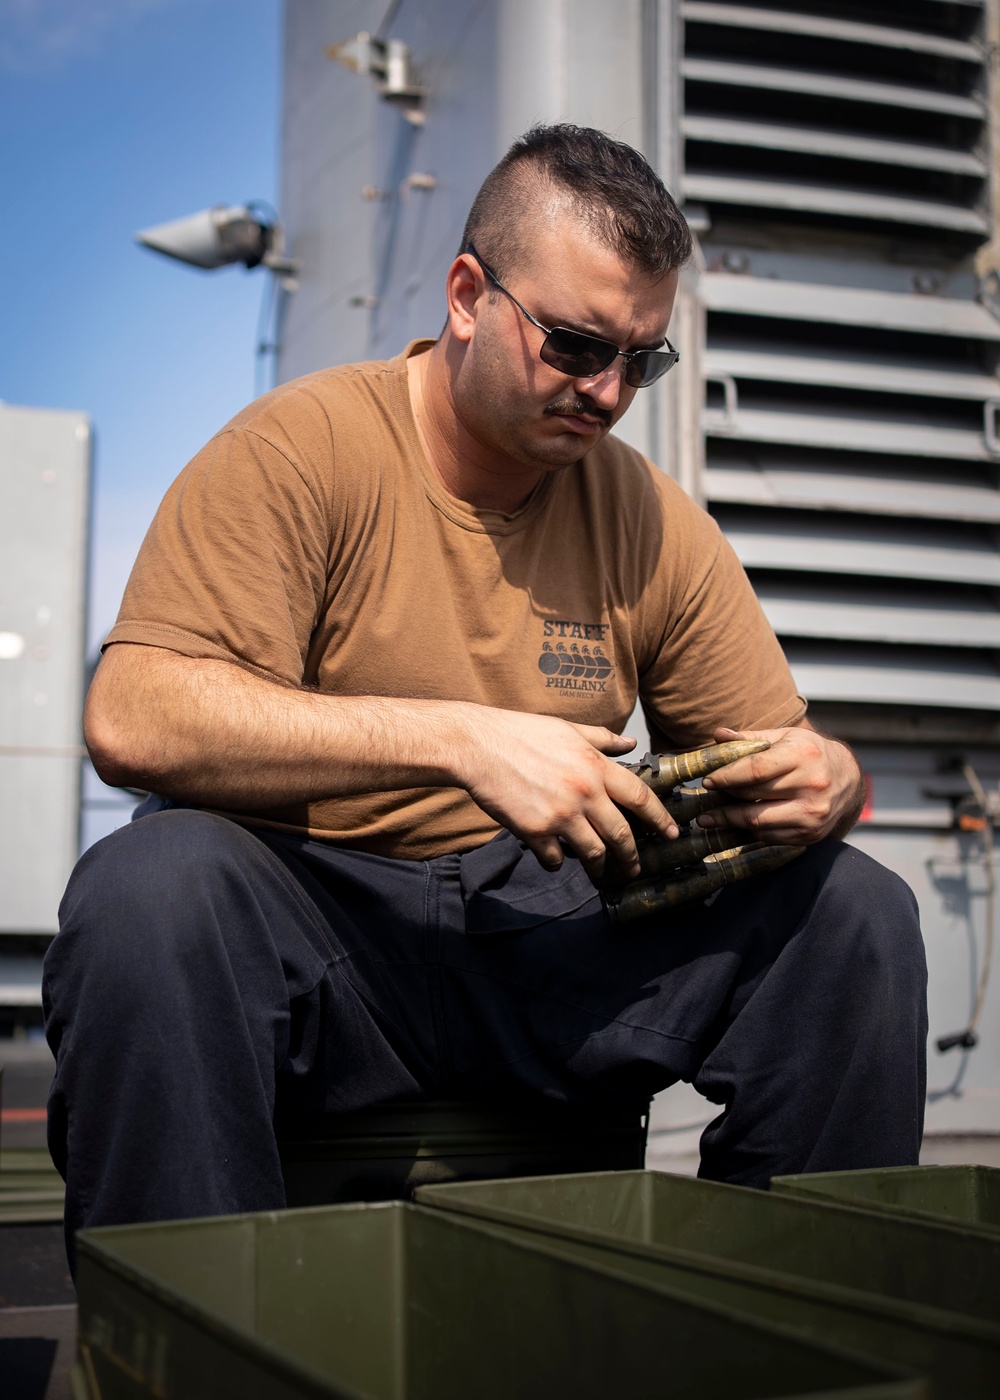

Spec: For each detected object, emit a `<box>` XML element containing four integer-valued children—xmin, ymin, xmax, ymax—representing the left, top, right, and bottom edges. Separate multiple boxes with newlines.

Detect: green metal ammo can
<box><xmin>416</xmin><ymin>1169</ymin><xmax>999</xmax><ymax>1398</ymax></box>
<box><xmin>771</xmin><ymin>1165</ymin><xmax>1000</xmax><ymax>1235</ymax></box>
<box><xmin>73</xmin><ymin>1199</ymin><xmax>924</xmax><ymax>1399</ymax></box>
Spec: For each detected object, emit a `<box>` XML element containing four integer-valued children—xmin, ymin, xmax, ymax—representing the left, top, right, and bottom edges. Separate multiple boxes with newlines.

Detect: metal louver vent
<box><xmin>682</xmin><ymin>0</ymin><xmax>990</xmax><ymax>243</ymax></box>
<box><xmin>685</xmin><ymin>0</ymin><xmax>1000</xmax><ymax>738</ymax></box>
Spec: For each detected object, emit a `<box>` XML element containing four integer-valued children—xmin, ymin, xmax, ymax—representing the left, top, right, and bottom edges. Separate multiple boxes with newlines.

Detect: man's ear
<box><xmin>445</xmin><ymin>253</ymin><xmax>483</xmax><ymax>345</ymax></box>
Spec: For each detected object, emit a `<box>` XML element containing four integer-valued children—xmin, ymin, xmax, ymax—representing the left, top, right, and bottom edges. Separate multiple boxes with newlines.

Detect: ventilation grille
<box><xmin>682</xmin><ymin>0</ymin><xmax>991</xmax><ymax>243</ymax></box>
<box><xmin>684</xmin><ymin>0</ymin><xmax>1000</xmax><ymax>733</ymax></box>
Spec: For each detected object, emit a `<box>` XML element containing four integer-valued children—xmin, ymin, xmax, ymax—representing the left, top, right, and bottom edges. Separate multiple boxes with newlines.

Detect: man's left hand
<box><xmin>695</xmin><ymin>722</ymin><xmax>866</xmax><ymax>845</ymax></box>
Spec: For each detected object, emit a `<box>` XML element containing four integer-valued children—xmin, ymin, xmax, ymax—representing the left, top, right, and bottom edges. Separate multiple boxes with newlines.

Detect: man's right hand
<box><xmin>453</xmin><ymin>710</ymin><xmax>678</xmax><ymax>882</ymax></box>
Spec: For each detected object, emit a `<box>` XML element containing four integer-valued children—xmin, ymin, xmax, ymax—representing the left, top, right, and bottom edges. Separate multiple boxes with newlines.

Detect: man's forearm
<box><xmin>86</xmin><ymin>643</ymin><xmax>483</xmax><ymax>810</ymax></box>
<box><xmin>87</xmin><ymin>642</ymin><xmax>678</xmax><ymax>878</ymax></box>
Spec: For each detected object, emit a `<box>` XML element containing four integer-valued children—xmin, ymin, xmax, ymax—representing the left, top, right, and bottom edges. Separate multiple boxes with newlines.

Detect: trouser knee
<box><xmin>45</xmin><ymin>810</ymin><xmax>279</xmax><ymax>1017</ymax></box>
<box><xmin>809</xmin><ymin>841</ymin><xmax>926</xmax><ymax>988</ymax></box>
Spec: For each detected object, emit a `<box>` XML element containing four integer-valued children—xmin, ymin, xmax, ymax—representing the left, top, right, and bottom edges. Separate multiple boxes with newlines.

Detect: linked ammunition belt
<box><xmin>602</xmin><ymin>740</ymin><xmax>805</xmax><ymax>926</ymax></box>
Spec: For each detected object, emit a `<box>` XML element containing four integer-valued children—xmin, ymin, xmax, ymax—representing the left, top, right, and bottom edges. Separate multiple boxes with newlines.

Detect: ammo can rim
<box><xmin>773</xmin><ymin>1170</ymin><xmax>997</xmax><ymax>1237</ymax></box>
<box><xmin>771</xmin><ymin>1165</ymin><xmax>1000</xmax><ymax>1236</ymax></box>
<box><xmin>422</xmin><ymin>1166</ymin><xmax>998</xmax><ymax>1245</ymax></box>
<box><xmin>414</xmin><ymin>1171</ymin><xmax>1000</xmax><ymax>1345</ymax></box>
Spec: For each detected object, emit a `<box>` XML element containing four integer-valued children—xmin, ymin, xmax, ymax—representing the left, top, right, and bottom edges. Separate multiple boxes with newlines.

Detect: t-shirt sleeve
<box><xmin>104</xmin><ymin>427</ymin><xmax>330</xmax><ymax>685</ymax></box>
<box><xmin>637</xmin><ymin>489</ymin><xmax>806</xmax><ymax>748</ymax></box>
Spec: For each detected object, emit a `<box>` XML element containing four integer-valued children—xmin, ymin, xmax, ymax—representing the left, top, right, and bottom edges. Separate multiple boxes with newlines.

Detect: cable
<box><xmin>375</xmin><ymin>0</ymin><xmax>406</xmax><ymax>40</ymax></box>
<box><xmin>254</xmin><ymin>270</ymin><xmax>278</xmax><ymax>399</ymax></box>
<box><xmin>935</xmin><ymin>760</ymin><xmax>996</xmax><ymax>1054</ymax></box>
<box><xmin>927</xmin><ymin>1042</ymin><xmax>972</xmax><ymax>1103</ymax></box>
<box><xmin>961</xmin><ymin>762</ymin><xmax>996</xmax><ymax>1038</ymax></box>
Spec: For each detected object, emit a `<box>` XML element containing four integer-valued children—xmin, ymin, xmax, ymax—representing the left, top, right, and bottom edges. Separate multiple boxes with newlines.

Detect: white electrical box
<box><xmin>0</xmin><ymin>403</ymin><xmax>91</xmax><ymax>934</ymax></box>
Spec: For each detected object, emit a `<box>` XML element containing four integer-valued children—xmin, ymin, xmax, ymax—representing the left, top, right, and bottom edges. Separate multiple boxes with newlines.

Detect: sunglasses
<box><xmin>465</xmin><ymin>243</ymin><xmax>679</xmax><ymax>389</ymax></box>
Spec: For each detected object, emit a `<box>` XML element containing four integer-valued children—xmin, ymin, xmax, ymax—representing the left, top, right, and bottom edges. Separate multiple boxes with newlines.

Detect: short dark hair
<box><xmin>461</xmin><ymin>124</ymin><xmax>692</xmax><ymax>282</ymax></box>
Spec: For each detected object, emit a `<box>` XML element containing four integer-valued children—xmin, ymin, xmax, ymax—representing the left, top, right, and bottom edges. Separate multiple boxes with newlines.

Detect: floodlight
<box><xmin>135</xmin><ymin>204</ymin><xmax>298</xmax><ymax>286</ymax></box>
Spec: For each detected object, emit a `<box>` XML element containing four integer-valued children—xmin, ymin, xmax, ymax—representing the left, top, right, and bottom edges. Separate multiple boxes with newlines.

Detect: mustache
<box><xmin>544</xmin><ymin>396</ymin><xmax>613</xmax><ymax>427</ymax></box>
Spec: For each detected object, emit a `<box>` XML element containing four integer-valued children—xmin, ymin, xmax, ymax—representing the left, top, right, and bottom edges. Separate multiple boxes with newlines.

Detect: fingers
<box><xmin>696</xmin><ymin>725</ymin><xmax>840</xmax><ymax>842</ymax></box>
<box><xmin>697</xmin><ymin>805</ymin><xmax>793</xmax><ymax>844</ymax></box>
<box><xmin>552</xmin><ymin>768</ymin><xmax>670</xmax><ymax>882</ymax></box>
<box><xmin>571</xmin><ymin>724</ymin><xmax>638</xmax><ymax>757</ymax></box>
<box><xmin>703</xmin><ymin>728</ymin><xmax>822</xmax><ymax>798</ymax></box>
<box><xmin>562</xmin><ymin>811</ymin><xmax>634</xmax><ymax>883</ymax></box>
<box><xmin>523</xmin><ymin>802</ymin><xmax>642</xmax><ymax>882</ymax></box>
<box><xmin>702</xmin><ymin>746</ymin><xmax>795</xmax><ymax>796</ymax></box>
<box><xmin>607</xmin><ymin>764</ymin><xmax>679</xmax><ymax>843</ymax></box>
<box><xmin>697</xmin><ymin>796</ymin><xmax>832</xmax><ymax>845</ymax></box>
<box><xmin>462</xmin><ymin>714</ymin><xmax>670</xmax><ymax>879</ymax></box>
<box><xmin>526</xmin><ymin>834</ymin><xmax>567</xmax><ymax>873</ymax></box>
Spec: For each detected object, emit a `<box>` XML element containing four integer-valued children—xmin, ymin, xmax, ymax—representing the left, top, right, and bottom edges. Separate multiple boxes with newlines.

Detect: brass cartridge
<box><xmin>624</xmin><ymin>740</ymin><xmax>771</xmax><ymax>798</ymax></box>
<box><xmin>602</xmin><ymin>843</ymin><xmax>806</xmax><ymax>926</ymax></box>
<box><xmin>659</xmin><ymin>785</ymin><xmax>728</xmax><ymax>825</ymax></box>
<box><xmin>632</xmin><ymin>826</ymin><xmax>747</xmax><ymax>882</ymax></box>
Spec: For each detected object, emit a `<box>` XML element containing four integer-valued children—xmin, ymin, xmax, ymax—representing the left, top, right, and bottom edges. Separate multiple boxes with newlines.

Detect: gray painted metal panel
<box><xmin>279</xmin><ymin>0</ymin><xmax>505</xmax><ymax>381</ymax></box>
<box><xmin>701</xmin><ymin>273</ymin><xmax>1000</xmax><ymax>338</ymax></box>
<box><xmin>681</xmin><ymin>2</ymin><xmax>984</xmax><ymax>62</ymax></box>
<box><xmin>846</xmin><ymin>746</ymin><xmax>964</xmax><ymax>832</ymax></box>
<box><xmin>721</xmin><ymin>519</ymin><xmax>1000</xmax><ymax>585</ymax></box>
<box><xmin>278</xmin><ymin>0</ymin><xmax>381</xmax><ymax>381</ymax></box>
<box><xmin>757</xmin><ymin>588</ymin><xmax>1000</xmax><ymax>648</ymax></box>
<box><xmin>784</xmin><ymin>649</ymin><xmax>997</xmax><ymax>705</ymax></box>
<box><xmin>849</xmin><ymin>815</ymin><xmax>1000</xmax><ymax>1137</ymax></box>
<box><xmin>700</xmin><ymin>244</ymin><xmax>980</xmax><ymax>299</ymax></box>
<box><xmin>703</xmin><ymin>345</ymin><xmax>1000</xmax><ymax>399</ymax></box>
<box><xmin>704</xmin><ymin>405</ymin><xmax>994</xmax><ymax>459</ymax></box>
<box><xmin>499</xmin><ymin>0</ymin><xmax>646</xmax><ymax>143</ymax></box>
<box><xmin>704</xmin><ymin>458</ymin><xmax>1000</xmax><ymax>522</ymax></box>
<box><xmin>784</xmin><ymin>646</ymin><xmax>997</xmax><ymax>711</ymax></box>
<box><xmin>0</xmin><ymin>404</ymin><xmax>90</xmax><ymax>933</ymax></box>
<box><xmin>682</xmin><ymin>57</ymin><xmax>986</xmax><ymax>118</ymax></box>
<box><xmin>0</xmin><ymin>954</ymin><xmax>46</xmax><ymax>1006</ymax></box>
<box><xmin>684</xmin><ymin>173</ymin><xmax>989</xmax><ymax>232</ymax></box>
<box><xmin>683</xmin><ymin>115</ymin><xmax>986</xmax><ymax>176</ymax></box>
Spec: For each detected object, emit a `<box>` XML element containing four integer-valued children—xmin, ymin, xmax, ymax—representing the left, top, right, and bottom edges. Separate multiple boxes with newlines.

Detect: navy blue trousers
<box><xmin>43</xmin><ymin>806</ymin><xmax>927</xmax><ymax>1252</ymax></box>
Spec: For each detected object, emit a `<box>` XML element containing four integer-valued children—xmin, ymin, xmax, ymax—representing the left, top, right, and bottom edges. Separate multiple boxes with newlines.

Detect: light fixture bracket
<box><xmin>327</xmin><ymin>32</ymin><xmax>427</xmax><ymax>125</ymax></box>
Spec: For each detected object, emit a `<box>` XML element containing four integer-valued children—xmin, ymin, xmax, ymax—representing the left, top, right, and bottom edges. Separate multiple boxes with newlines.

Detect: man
<box><xmin>45</xmin><ymin>126</ymin><xmax>926</xmax><ymax>1246</ymax></box>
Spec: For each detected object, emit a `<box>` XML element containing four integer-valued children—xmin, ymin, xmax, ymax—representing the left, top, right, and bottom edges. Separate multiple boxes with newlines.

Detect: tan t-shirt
<box><xmin>106</xmin><ymin>342</ymin><xmax>805</xmax><ymax>858</ymax></box>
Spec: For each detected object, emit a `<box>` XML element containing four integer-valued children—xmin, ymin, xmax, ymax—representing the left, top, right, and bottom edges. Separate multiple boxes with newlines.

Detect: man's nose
<box><xmin>573</xmin><ymin>362</ymin><xmax>627</xmax><ymax>412</ymax></box>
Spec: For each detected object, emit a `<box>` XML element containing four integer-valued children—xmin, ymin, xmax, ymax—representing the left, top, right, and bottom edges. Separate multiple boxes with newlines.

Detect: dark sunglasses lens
<box><xmin>540</xmin><ymin>328</ymin><xmax>618</xmax><ymax>378</ymax></box>
<box><xmin>624</xmin><ymin>349</ymin><xmax>679</xmax><ymax>388</ymax></box>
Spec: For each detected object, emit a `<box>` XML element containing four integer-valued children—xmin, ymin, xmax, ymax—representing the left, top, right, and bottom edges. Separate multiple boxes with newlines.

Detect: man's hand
<box><xmin>454</xmin><ymin>711</ymin><xmax>678</xmax><ymax>881</ymax></box>
<box><xmin>695</xmin><ymin>722</ymin><xmax>866</xmax><ymax>845</ymax></box>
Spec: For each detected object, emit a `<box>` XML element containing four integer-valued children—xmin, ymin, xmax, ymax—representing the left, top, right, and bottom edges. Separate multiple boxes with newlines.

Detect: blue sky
<box><xmin>1</xmin><ymin>0</ymin><xmax>280</xmax><ymax>652</ymax></box>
